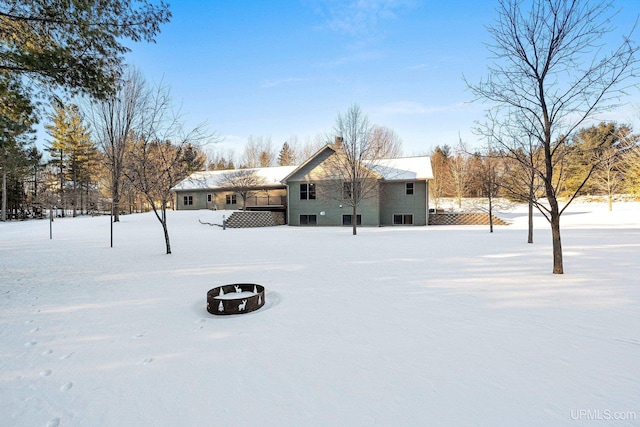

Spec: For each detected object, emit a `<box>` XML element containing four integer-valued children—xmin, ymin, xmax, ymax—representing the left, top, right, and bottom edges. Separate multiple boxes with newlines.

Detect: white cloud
<box><xmin>307</xmin><ymin>0</ymin><xmax>417</xmax><ymax>38</ymax></box>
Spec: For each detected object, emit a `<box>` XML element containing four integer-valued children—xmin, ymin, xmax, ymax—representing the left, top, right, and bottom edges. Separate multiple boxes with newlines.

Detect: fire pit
<box><xmin>207</xmin><ymin>284</ymin><xmax>265</xmax><ymax>315</ymax></box>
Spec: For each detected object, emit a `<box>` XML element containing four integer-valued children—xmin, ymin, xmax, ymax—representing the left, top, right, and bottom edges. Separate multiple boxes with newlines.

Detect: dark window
<box><xmin>183</xmin><ymin>196</ymin><xmax>193</xmax><ymax>206</ymax></box>
<box><xmin>207</xmin><ymin>194</ymin><xmax>212</xmax><ymax>202</ymax></box>
<box><xmin>406</xmin><ymin>182</ymin><xmax>414</xmax><ymax>195</ymax></box>
<box><xmin>226</xmin><ymin>194</ymin><xmax>237</xmax><ymax>205</ymax></box>
<box><xmin>342</xmin><ymin>214</ymin><xmax>362</xmax><ymax>226</ymax></box>
<box><xmin>343</xmin><ymin>181</ymin><xmax>361</xmax><ymax>200</ymax></box>
<box><xmin>300</xmin><ymin>214</ymin><xmax>317</xmax><ymax>225</ymax></box>
<box><xmin>393</xmin><ymin>214</ymin><xmax>413</xmax><ymax>225</ymax></box>
<box><xmin>300</xmin><ymin>183</ymin><xmax>316</xmax><ymax>200</ymax></box>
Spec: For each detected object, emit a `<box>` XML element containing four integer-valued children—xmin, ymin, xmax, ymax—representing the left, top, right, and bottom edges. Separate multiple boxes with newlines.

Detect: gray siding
<box><xmin>379</xmin><ymin>181</ymin><xmax>428</xmax><ymax>226</ymax></box>
<box><xmin>174</xmin><ymin>188</ymin><xmax>286</xmax><ymax>211</ymax></box>
<box><xmin>288</xmin><ymin>180</ymin><xmax>380</xmax><ymax>226</ymax></box>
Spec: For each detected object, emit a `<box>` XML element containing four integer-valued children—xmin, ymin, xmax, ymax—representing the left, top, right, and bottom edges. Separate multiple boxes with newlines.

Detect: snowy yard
<box><xmin>1</xmin><ymin>202</ymin><xmax>639</xmax><ymax>426</ymax></box>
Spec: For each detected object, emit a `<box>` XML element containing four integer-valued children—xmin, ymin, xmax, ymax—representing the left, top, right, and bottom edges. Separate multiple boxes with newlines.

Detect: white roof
<box><xmin>367</xmin><ymin>156</ymin><xmax>433</xmax><ymax>180</ymax></box>
<box><xmin>172</xmin><ymin>166</ymin><xmax>297</xmax><ymax>191</ymax></box>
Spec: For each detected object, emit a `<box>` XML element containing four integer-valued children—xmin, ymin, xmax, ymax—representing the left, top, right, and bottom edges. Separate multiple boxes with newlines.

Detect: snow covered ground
<box><xmin>1</xmin><ymin>201</ymin><xmax>639</xmax><ymax>427</ymax></box>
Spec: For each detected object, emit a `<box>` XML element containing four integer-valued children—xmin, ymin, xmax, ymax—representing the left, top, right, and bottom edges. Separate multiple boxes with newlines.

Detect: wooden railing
<box><xmin>244</xmin><ymin>195</ymin><xmax>286</xmax><ymax>207</ymax></box>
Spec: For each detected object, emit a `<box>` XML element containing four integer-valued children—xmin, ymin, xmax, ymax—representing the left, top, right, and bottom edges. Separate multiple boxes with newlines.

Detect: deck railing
<box><xmin>244</xmin><ymin>195</ymin><xmax>286</xmax><ymax>207</ymax></box>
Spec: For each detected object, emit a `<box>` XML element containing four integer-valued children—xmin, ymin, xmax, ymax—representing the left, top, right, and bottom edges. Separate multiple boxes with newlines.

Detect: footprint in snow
<box><xmin>42</xmin><ymin>349</ymin><xmax>53</xmax><ymax>356</ymax></box>
<box><xmin>138</xmin><ymin>357</ymin><xmax>154</xmax><ymax>365</ymax></box>
<box><xmin>24</xmin><ymin>341</ymin><xmax>37</xmax><ymax>347</ymax></box>
<box><xmin>47</xmin><ymin>418</ymin><xmax>61</xmax><ymax>427</ymax></box>
<box><xmin>60</xmin><ymin>382</ymin><xmax>73</xmax><ymax>392</ymax></box>
<box><xmin>59</xmin><ymin>352</ymin><xmax>74</xmax><ymax>360</ymax></box>
<box><xmin>40</xmin><ymin>370</ymin><xmax>52</xmax><ymax>377</ymax></box>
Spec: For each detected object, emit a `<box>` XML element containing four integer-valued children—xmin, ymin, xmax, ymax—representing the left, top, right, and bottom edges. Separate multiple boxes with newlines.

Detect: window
<box><xmin>343</xmin><ymin>181</ymin><xmax>361</xmax><ymax>200</ymax></box>
<box><xmin>406</xmin><ymin>182</ymin><xmax>414</xmax><ymax>195</ymax></box>
<box><xmin>183</xmin><ymin>195</ymin><xmax>193</xmax><ymax>206</ymax></box>
<box><xmin>226</xmin><ymin>194</ymin><xmax>237</xmax><ymax>205</ymax></box>
<box><xmin>393</xmin><ymin>214</ymin><xmax>413</xmax><ymax>225</ymax></box>
<box><xmin>300</xmin><ymin>214</ymin><xmax>317</xmax><ymax>225</ymax></box>
<box><xmin>207</xmin><ymin>194</ymin><xmax>212</xmax><ymax>203</ymax></box>
<box><xmin>342</xmin><ymin>214</ymin><xmax>362</xmax><ymax>226</ymax></box>
<box><xmin>300</xmin><ymin>183</ymin><xmax>316</xmax><ymax>200</ymax></box>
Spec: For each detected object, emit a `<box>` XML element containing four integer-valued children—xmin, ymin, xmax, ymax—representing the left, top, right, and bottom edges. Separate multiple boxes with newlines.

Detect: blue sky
<box><xmin>120</xmin><ymin>0</ymin><xmax>639</xmax><ymax>156</ymax></box>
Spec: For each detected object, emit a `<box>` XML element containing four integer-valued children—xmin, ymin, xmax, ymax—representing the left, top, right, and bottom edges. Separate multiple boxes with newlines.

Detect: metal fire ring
<box><xmin>207</xmin><ymin>284</ymin><xmax>265</xmax><ymax>315</ymax></box>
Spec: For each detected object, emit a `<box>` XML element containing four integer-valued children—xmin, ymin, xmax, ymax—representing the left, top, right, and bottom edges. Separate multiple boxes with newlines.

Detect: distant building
<box><xmin>171</xmin><ymin>144</ymin><xmax>433</xmax><ymax>226</ymax></box>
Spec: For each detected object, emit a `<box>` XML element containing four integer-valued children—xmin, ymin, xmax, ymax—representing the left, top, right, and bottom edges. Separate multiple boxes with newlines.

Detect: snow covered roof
<box><xmin>280</xmin><ymin>143</ymin><xmax>433</xmax><ymax>183</ymax></box>
<box><xmin>367</xmin><ymin>156</ymin><xmax>434</xmax><ymax>180</ymax></box>
<box><xmin>172</xmin><ymin>166</ymin><xmax>297</xmax><ymax>191</ymax></box>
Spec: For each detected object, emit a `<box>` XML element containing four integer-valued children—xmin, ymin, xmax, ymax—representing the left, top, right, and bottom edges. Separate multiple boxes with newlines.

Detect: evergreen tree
<box><xmin>0</xmin><ymin>0</ymin><xmax>171</xmax><ymax>100</ymax></box>
<box><xmin>45</xmin><ymin>101</ymin><xmax>94</xmax><ymax>216</ymax></box>
<box><xmin>278</xmin><ymin>141</ymin><xmax>295</xmax><ymax>166</ymax></box>
<box><xmin>0</xmin><ymin>72</ymin><xmax>37</xmax><ymax>220</ymax></box>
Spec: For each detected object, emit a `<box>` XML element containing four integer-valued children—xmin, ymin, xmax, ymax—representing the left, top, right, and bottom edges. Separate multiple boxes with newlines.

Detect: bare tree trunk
<box><xmin>352</xmin><ymin>205</ymin><xmax>357</xmax><ymax>235</ymax></box>
<box><xmin>1</xmin><ymin>169</ymin><xmax>6</xmax><ymax>221</ymax></box>
<box><xmin>72</xmin><ymin>168</ymin><xmax>77</xmax><ymax>217</ymax></box>
<box><xmin>528</xmin><ymin>198</ymin><xmax>534</xmax><ymax>244</ymax></box>
<box><xmin>161</xmin><ymin>207</ymin><xmax>171</xmax><ymax>254</ymax></box>
<box><xmin>488</xmin><ymin>193</ymin><xmax>494</xmax><ymax>233</ymax></box>
<box><xmin>551</xmin><ymin>210</ymin><xmax>563</xmax><ymax>274</ymax></box>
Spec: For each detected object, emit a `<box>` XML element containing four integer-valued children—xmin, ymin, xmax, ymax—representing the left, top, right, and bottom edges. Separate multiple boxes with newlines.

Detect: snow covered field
<box><xmin>1</xmin><ymin>202</ymin><xmax>639</xmax><ymax>427</ymax></box>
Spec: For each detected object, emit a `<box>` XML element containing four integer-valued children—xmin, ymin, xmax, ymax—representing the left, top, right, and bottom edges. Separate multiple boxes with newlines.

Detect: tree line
<box><xmin>430</xmin><ymin>122</ymin><xmax>640</xmax><ymax>211</ymax></box>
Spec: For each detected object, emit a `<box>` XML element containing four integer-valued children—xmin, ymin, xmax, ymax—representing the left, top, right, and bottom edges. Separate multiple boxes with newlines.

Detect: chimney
<box><xmin>334</xmin><ymin>136</ymin><xmax>343</xmax><ymax>148</ymax></box>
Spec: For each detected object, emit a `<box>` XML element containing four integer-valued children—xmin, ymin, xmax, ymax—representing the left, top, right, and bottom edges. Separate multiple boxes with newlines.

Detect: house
<box><xmin>171</xmin><ymin>165</ymin><xmax>297</xmax><ymax>214</ymax></box>
<box><xmin>171</xmin><ymin>145</ymin><xmax>433</xmax><ymax>226</ymax></box>
<box><xmin>282</xmin><ymin>144</ymin><xmax>433</xmax><ymax>226</ymax></box>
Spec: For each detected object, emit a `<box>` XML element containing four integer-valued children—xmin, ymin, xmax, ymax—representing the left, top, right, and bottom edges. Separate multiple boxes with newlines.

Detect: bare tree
<box><xmin>216</xmin><ymin>170</ymin><xmax>267</xmax><ymax>210</ymax></box>
<box><xmin>501</xmin><ymin>136</ymin><xmax>546</xmax><ymax>243</ymax></box>
<box><xmin>468</xmin><ymin>0</ymin><xmax>638</xmax><ymax>274</ymax></box>
<box><xmin>242</xmin><ymin>135</ymin><xmax>274</xmax><ymax>168</ymax></box>
<box><xmin>123</xmin><ymin>79</ymin><xmax>209</xmax><ymax>254</ymax></box>
<box><xmin>621</xmin><ymin>133</ymin><xmax>640</xmax><ymax>196</ymax></box>
<box><xmin>88</xmin><ymin>68</ymin><xmax>145</xmax><ymax>222</ymax></box>
<box><xmin>449</xmin><ymin>139</ymin><xmax>471</xmax><ymax>209</ymax></box>
<box><xmin>321</xmin><ymin>104</ymin><xmax>386</xmax><ymax>235</ymax></box>
<box><xmin>298</xmin><ymin>134</ymin><xmax>325</xmax><ymax>161</ymax></box>
<box><xmin>368</xmin><ymin>125</ymin><xmax>403</xmax><ymax>159</ymax></box>
<box><xmin>471</xmin><ymin>146</ymin><xmax>513</xmax><ymax>233</ymax></box>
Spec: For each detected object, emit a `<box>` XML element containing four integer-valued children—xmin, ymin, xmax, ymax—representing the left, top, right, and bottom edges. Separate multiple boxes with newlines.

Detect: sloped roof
<box><xmin>368</xmin><ymin>156</ymin><xmax>434</xmax><ymax>180</ymax></box>
<box><xmin>281</xmin><ymin>143</ymin><xmax>433</xmax><ymax>183</ymax></box>
<box><xmin>172</xmin><ymin>165</ymin><xmax>297</xmax><ymax>191</ymax></box>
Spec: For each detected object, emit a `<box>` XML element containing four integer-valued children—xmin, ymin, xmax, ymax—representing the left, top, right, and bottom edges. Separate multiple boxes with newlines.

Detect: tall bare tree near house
<box><xmin>216</xmin><ymin>170</ymin><xmax>267</xmax><ymax>210</ymax></box>
<box><xmin>123</xmin><ymin>79</ymin><xmax>209</xmax><ymax>254</ymax></box>
<box><xmin>322</xmin><ymin>104</ymin><xmax>385</xmax><ymax>236</ymax></box>
<box><xmin>242</xmin><ymin>135</ymin><xmax>274</xmax><ymax>168</ymax></box>
<box><xmin>502</xmin><ymin>138</ymin><xmax>546</xmax><ymax>243</ymax></box>
<box><xmin>468</xmin><ymin>0</ymin><xmax>638</xmax><ymax>274</ymax></box>
<box><xmin>89</xmin><ymin>68</ymin><xmax>146</xmax><ymax>222</ymax></box>
<box><xmin>368</xmin><ymin>126</ymin><xmax>403</xmax><ymax>159</ymax></box>
<box><xmin>298</xmin><ymin>134</ymin><xmax>325</xmax><ymax>161</ymax></box>
<box><xmin>449</xmin><ymin>140</ymin><xmax>471</xmax><ymax>209</ymax></box>
<box><xmin>471</xmin><ymin>144</ymin><xmax>512</xmax><ymax>233</ymax></box>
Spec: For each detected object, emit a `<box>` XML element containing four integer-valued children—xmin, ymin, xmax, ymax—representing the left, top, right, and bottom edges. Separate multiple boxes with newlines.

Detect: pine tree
<box><xmin>278</xmin><ymin>142</ymin><xmax>295</xmax><ymax>166</ymax></box>
<box><xmin>1</xmin><ymin>73</ymin><xmax>37</xmax><ymax>220</ymax></box>
<box><xmin>45</xmin><ymin>101</ymin><xmax>94</xmax><ymax>217</ymax></box>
